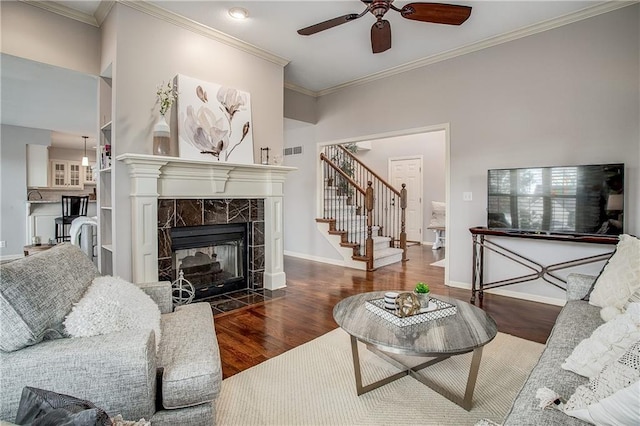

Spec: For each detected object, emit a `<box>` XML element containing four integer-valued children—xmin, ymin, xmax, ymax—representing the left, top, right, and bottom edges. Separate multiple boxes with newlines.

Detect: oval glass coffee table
<box><xmin>333</xmin><ymin>291</ymin><xmax>497</xmax><ymax>411</ymax></box>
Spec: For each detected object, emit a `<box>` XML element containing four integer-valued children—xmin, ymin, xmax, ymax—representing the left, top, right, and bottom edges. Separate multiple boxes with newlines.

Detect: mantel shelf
<box><xmin>116</xmin><ymin>153</ymin><xmax>295</xmax><ymax>172</ymax></box>
<box><xmin>117</xmin><ymin>153</ymin><xmax>296</xmax><ymax>199</ymax></box>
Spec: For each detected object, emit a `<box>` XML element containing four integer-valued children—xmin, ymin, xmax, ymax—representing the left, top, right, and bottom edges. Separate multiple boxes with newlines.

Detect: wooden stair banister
<box><xmin>336</xmin><ymin>145</ymin><xmax>402</xmax><ymax>198</ymax></box>
<box><xmin>365</xmin><ymin>181</ymin><xmax>374</xmax><ymax>271</ymax></box>
<box><xmin>319</xmin><ymin>144</ymin><xmax>408</xmax><ymax>270</ymax></box>
<box><xmin>319</xmin><ymin>152</ymin><xmax>366</xmax><ymax>195</ymax></box>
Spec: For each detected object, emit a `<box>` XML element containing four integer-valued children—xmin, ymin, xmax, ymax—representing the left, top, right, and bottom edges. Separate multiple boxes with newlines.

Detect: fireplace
<box><xmin>157</xmin><ymin>198</ymin><xmax>266</xmax><ymax>298</ymax></box>
<box><xmin>172</xmin><ymin>223</ymin><xmax>248</xmax><ymax>299</ymax></box>
<box><xmin>118</xmin><ymin>154</ymin><xmax>293</xmax><ymax>291</ymax></box>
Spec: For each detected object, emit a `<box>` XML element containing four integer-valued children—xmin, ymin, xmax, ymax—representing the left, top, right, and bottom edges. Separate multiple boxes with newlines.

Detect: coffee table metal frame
<box><xmin>334</xmin><ymin>292</ymin><xmax>496</xmax><ymax>411</ymax></box>
<box><xmin>349</xmin><ymin>335</ymin><xmax>483</xmax><ymax>411</ymax></box>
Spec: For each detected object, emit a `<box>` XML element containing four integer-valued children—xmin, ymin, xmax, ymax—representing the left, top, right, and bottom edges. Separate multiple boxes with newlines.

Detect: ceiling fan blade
<box><xmin>400</xmin><ymin>3</ymin><xmax>472</xmax><ymax>25</ymax></box>
<box><xmin>371</xmin><ymin>20</ymin><xmax>391</xmax><ymax>54</ymax></box>
<box><xmin>297</xmin><ymin>13</ymin><xmax>361</xmax><ymax>35</ymax></box>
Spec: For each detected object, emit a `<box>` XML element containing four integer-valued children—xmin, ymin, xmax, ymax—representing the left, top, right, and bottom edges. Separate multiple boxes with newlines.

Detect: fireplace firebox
<box><xmin>171</xmin><ymin>223</ymin><xmax>249</xmax><ymax>299</ymax></box>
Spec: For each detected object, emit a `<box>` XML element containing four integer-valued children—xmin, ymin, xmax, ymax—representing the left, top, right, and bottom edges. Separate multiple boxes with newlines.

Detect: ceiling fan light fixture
<box><xmin>297</xmin><ymin>1</ymin><xmax>472</xmax><ymax>54</ymax></box>
<box><xmin>228</xmin><ymin>7</ymin><xmax>249</xmax><ymax>20</ymax></box>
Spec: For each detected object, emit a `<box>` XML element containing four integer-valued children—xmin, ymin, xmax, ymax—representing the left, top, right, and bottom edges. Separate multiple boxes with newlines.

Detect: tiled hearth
<box><xmin>205</xmin><ymin>288</ymin><xmax>286</xmax><ymax>316</ymax></box>
<box><xmin>157</xmin><ymin>198</ymin><xmax>265</xmax><ymax>294</ymax></box>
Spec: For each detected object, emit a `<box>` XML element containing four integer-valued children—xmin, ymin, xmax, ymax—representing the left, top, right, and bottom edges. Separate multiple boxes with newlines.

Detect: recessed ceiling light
<box><xmin>228</xmin><ymin>7</ymin><xmax>249</xmax><ymax>20</ymax></box>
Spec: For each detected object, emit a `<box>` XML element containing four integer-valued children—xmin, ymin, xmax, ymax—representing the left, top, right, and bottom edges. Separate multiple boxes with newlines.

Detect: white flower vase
<box><xmin>153</xmin><ymin>114</ymin><xmax>171</xmax><ymax>156</ymax></box>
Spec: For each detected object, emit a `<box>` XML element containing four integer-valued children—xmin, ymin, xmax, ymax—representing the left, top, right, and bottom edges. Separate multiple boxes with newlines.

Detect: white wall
<box><xmin>0</xmin><ymin>1</ymin><xmax>100</xmax><ymax>75</ymax></box>
<box><xmin>108</xmin><ymin>4</ymin><xmax>286</xmax><ymax>279</ymax></box>
<box><xmin>284</xmin><ymin>89</ymin><xmax>316</xmax><ymax>124</ymax></box>
<box><xmin>298</xmin><ymin>6</ymin><xmax>639</xmax><ymax>304</ymax></box>
<box><xmin>283</xmin><ymin>118</ymin><xmax>341</xmax><ymax>262</ymax></box>
<box><xmin>0</xmin><ymin>125</ymin><xmax>51</xmax><ymax>258</ymax></box>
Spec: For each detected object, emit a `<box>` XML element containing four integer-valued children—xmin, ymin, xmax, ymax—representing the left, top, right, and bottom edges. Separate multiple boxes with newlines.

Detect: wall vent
<box><xmin>284</xmin><ymin>146</ymin><xmax>303</xmax><ymax>156</ymax></box>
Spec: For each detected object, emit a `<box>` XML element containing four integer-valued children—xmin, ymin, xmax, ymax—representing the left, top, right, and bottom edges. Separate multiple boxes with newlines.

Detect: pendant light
<box><xmin>81</xmin><ymin>136</ymin><xmax>89</xmax><ymax>166</ymax></box>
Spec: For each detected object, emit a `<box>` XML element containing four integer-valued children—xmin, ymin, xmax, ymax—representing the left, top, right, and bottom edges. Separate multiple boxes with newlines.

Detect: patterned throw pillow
<box><xmin>562</xmin><ymin>303</ymin><xmax>640</xmax><ymax>378</ymax></box>
<box><xmin>564</xmin><ymin>341</ymin><xmax>640</xmax><ymax>425</ymax></box>
<box><xmin>589</xmin><ymin>234</ymin><xmax>640</xmax><ymax>318</ymax></box>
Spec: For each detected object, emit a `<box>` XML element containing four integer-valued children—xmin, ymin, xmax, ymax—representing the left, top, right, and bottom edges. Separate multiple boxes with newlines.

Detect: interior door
<box><xmin>389</xmin><ymin>157</ymin><xmax>423</xmax><ymax>242</ymax></box>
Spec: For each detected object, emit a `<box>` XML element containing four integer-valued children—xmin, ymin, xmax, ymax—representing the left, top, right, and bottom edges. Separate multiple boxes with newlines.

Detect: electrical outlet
<box><xmin>0</xmin><ymin>241</ymin><xmax>6</xmax><ymax>248</ymax></box>
<box><xmin>463</xmin><ymin>192</ymin><xmax>473</xmax><ymax>202</ymax></box>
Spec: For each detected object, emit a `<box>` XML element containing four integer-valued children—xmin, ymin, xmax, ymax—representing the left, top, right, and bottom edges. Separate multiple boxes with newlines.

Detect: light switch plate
<box><xmin>463</xmin><ymin>192</ymin><xmax>473</xmax><ymax>202</ymax></box>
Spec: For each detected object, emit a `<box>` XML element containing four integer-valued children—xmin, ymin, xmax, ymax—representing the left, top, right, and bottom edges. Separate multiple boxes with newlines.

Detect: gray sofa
<box><xmin>503</xmin><ymin>273</ymin><xmax>601</xmax><ymax>425</ymax></box>
<box><xmin>0</xmin><ymin>243</ymin><xmax>222</xmax><ymax>425</ymax></box>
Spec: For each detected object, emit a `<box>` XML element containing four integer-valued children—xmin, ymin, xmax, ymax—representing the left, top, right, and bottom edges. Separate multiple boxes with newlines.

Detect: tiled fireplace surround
<box><xmin>157</xmin><ymin>198</ymin><xmax>266</xmax><ymax>293</ymax></box>
<box><xmin>118</xmin><ymin>154</ymin><xmax>294</xmax><ymax>291</ymax></box>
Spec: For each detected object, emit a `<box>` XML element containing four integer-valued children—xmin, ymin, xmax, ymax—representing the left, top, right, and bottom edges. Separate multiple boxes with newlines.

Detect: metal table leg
<box><xmin>349</xmin><ymin>335</ymin><xmax>485</xmax><ymax>411</ymax></box>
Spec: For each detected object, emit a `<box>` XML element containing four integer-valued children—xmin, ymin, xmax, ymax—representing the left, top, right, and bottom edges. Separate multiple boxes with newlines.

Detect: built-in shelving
<box><xmin>97</xmin><ymin>69</ymin><xmax>114</xmax><ymax>276</ymax></box>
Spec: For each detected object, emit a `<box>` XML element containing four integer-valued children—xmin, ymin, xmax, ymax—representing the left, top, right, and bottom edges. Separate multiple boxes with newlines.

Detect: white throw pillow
<box><xmin>562</xmin><ymin>303</ymin><xmax>640</xmax><ymax>378</ymax></box>
<box><xmin>564</xmin><ymin>341</ymin><xmax>640</xmax><ymax>425</ymax></box>
<box><xmin>589</xmin><ymin>234</ymin><xmax>640</xmax><ymax>317</ymax></box>
<box><xmin>64</xmin><ymin>276</ymin><xmax>162</xmax><ymax>350</ymax></box>
<box><xmin>429</xmin><ymin>201</ymin><xmax>446</xmax><ymax>228</ymax></box>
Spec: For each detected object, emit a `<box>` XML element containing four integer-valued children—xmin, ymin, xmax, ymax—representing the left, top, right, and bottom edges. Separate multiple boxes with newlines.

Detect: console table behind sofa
<box><xmin>469</xmin><ymin>227</ymin><xmax>618</xmax><ymax>304</ymax></box>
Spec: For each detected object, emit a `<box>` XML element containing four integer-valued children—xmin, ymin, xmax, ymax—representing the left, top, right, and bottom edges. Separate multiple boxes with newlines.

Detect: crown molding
<box><xmin>21</xmin><ymin>0</ymin><xmax>289</xmax><ymax>67</ymax></box>
<box><xmin>94</xmin><ymin>1</ymin><xmax>115</xmax><ymax>26</ymax></box>
<box><xmin>22</xmin><ymin>0</ymin><xmax>634</xmax><ymax>96</ymax></box>
<box><xmin>119</xmin><ymin>1</ymin><xmax>289</xmax><ymax>67</ymax></box>
<box><xmin>284</xmin><ymin>82</ymin><xmax>317</xmax><ymax>98</ymax></box>
<box><xmin>21</xmin><ymin>0</ymin><xmax>99</xmax><ymax>26</ymax></box>
<box><xmin>289</xmin><ymin>0</ymin><xmax>636</xmax><ymax>98</ymax></box>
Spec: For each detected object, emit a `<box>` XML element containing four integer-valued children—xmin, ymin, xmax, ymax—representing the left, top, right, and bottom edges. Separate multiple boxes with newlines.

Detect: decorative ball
<box><xmin>395</xmin><ymin>292</ymin><xmax>420</xmax><ymax>317</ymax></box>
<box><xmin>171</xmin><ymin>270</ymin><xmax>195</xmax><ymax>306</ymax></box>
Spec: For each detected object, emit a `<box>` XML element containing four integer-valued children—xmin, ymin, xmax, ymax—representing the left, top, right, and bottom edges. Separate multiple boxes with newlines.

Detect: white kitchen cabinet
<box><xmin>27</xmin><ymin>144</ymin><xmax>49</xmax><ymax>188</ymax></box>
<box><xmin>50</xmin><ymin>160</ymin><xmax>83</xmax><ymax>189</ymax></box>
<box><xmin>83</xmin><ymin>164</ymin><xmax>96</xmax><ymax>185</ymax></box>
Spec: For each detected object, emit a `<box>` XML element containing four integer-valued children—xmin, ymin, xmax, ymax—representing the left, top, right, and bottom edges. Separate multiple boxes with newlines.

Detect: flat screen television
<box><xmin>487</xmin><ymin>163</ymin><xmax>624</xmax><ymax>236</ymax></box>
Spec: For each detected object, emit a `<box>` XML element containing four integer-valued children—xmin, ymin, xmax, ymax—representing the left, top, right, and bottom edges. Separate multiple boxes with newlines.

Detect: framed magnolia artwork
<box><xmin>175</xmin><ymin>74</ymin><xmax>254</xmax><ymax>164</ymax></box>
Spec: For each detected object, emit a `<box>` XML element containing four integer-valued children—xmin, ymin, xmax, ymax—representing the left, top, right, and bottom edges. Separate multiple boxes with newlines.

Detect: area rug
<box><xmin>216</xmin><ymin>328</ymin><xmax>543</xmax><ymax>425</ymax></box>
<box><xmin>431</xmin><ymin>259</ymin><xmax>446</xmax><ymax>267</ymax></box>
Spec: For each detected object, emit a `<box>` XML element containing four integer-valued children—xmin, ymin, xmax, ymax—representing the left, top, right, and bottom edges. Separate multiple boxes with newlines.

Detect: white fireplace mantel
<box><xmin>117</xmin><ymin>153</ymin><xmax>295</xmax><ymax>290</ymax></box>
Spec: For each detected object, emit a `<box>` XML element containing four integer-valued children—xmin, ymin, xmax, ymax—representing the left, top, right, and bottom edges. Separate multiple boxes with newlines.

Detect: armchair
<box><xmin>0</xmin><ymin>243</ymin><xmax>221</xmax><ymax>425</ymax></box>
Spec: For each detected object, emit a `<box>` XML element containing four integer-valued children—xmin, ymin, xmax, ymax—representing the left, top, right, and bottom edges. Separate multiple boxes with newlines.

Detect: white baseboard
<box><xmin>1</xmin><ymin>254</ymin><xmax>23</xmax><ymax>262</ymax></box>
<box><xmin>283</xmin><ymin>250</ymin><xmax>345</xmax><ymax>267</ymax></box>
<box><xmin>447</xmin><ymin>280</ymin><xmax>471</xmax><ymax>289</ymax></box>
<box><xmin>447</xmin><ymin>280</ymin><xmax>565</xmax><ymax>306</ymax></box>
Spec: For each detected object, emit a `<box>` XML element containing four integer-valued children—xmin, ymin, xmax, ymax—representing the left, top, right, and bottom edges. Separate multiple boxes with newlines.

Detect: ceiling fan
<box><xmin>297</xmin><ymin>1</ymin><xmax>472</xmax><ymax>54</ymax></box>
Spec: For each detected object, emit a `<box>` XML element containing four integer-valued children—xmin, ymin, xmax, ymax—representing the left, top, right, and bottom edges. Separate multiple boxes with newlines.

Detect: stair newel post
<box><xmin>365</xmin><ymin>181</ymin><xmax>375</xmax><ymax>271</ymax></box>
<box><xmin>400</xmin><ymin>183</ymin><xmax>407</xmax><ymax>262</ymax></box>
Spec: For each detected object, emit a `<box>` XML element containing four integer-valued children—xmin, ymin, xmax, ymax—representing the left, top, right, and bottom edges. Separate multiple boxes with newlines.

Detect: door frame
<box><xmin>388</xmin><ymin>155</ymin><xmax>424</xmax><ymax>243</ymax></box>
<box><xmin>316</xmin><ymin>123</ymin><xmax>451</xmax><ymax>285</ymax></box>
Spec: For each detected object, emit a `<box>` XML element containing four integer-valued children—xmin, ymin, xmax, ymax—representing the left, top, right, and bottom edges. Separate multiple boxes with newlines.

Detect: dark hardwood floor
<box><xmin>214</xmin><ymin>245</ymin><xmax>562</xmax><ymax>379</ymax></box>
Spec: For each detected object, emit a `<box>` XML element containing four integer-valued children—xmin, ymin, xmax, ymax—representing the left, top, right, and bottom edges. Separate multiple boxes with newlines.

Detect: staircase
<box><xmin>316</xmin><ymin>145</ymin><xmax>406</xmax><ymax>271</ymax></box>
